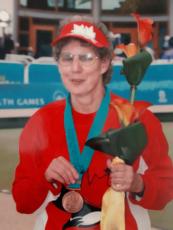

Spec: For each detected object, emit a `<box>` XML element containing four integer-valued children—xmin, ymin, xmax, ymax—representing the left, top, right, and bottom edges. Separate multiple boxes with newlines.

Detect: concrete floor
<box><xmin>0</xmin><ymin>192</ymin><xmax>36</xmax><ymax>230</ymax></box>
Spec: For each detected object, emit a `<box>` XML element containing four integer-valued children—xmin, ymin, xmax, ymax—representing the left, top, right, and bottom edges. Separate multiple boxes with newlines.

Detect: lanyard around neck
<box><xmin>64</xmin><ymin>87</ymin><xmax>110</xmax><ymax>188</ymax></box>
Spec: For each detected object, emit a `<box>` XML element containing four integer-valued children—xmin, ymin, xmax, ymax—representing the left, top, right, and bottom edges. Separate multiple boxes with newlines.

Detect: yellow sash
<box><xmin>100</xmin><ymin>98</ymin><xmax>137</xmax><ymax>230</ymax></box>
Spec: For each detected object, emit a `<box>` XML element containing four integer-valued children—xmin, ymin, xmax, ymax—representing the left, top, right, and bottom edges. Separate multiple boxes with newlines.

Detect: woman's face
<box><xmin>57</xmin><ymin>40</ymin><xmax>109</xmax><ymax>97</ymax></box>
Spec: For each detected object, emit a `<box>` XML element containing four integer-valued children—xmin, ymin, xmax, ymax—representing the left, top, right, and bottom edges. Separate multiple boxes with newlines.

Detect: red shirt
<box><xmin>12</xmin><ymin>93</ymin><xmax>173</xmax><ymax>229</ymax></box>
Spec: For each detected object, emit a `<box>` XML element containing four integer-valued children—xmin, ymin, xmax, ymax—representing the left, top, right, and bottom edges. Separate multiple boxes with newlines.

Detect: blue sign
<box><xmin>0</xmin><ymin>63</ymin><xmax>173</xmax><ymax>112</ymax></box>
<box><xmin>0</xmin><ymin>83</ymin><xmax>67</xmax><ymax>109</ymax></box>
<box><xmin>0</xmin><ymin>62</ymin><xmax>24</xmax><ymax>84</ymax></box>
<box><xmin>28</xmin><ymin>63</ymin><xmax>61</xmax><ymax>83</ymax></box>
<box><xmin>109</xmin><ymin>64</ymin><xmax>173</xmax><ymax>106</ymax></box>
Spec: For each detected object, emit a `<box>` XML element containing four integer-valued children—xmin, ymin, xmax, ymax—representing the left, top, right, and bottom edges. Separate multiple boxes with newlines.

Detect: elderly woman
<box><xmin>12</xmin><ymin>17</ymin><xmax>173</xmax><ymax>230</ymax></box>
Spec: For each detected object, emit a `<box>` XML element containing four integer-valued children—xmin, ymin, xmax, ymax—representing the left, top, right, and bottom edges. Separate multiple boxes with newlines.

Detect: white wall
<box><xmin>0</xmin><ymin>0</ymin><xmax>14</xmax><ymax>36</ymax></box>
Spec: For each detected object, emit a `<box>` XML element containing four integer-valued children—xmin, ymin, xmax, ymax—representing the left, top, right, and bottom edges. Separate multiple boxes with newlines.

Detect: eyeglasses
<box><xmin>57</xmin><ymin>52</ymin><xmax>99</xmax><ymax>67</ymax></box>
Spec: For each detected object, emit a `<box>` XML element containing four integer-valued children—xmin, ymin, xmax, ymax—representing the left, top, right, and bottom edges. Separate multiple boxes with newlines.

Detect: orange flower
<box><xmin>116</xmin><ymin>43</ymin><xmax>138</xmax><ymax>57</ymax></box>
<box><xmin>115</xmin><ymin>13</ymin><xmax>153</xmax><ymax>57</ymax></box>
<box><xmin>110</xmin><ymin>98</ymin><xmax>139</xmax><ymax>126</ymax></box>
<box><xmin>132</xmin><ymin>13</ymin><xmax>153</xmax><ymax>47</ymax></box>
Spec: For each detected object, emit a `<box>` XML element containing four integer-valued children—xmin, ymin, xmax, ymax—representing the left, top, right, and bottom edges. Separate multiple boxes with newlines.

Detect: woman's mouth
<box><xmin>70</xmin><ymin>79</ymin><xmax>85</xmax><ymax>85</ymax></box>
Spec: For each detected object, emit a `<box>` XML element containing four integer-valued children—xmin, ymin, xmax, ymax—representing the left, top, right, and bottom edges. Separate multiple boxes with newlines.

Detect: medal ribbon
<box><xmin>64</xmin><ymin>87</ymin><xmax>110</xmax><ymax>188</ymax></box>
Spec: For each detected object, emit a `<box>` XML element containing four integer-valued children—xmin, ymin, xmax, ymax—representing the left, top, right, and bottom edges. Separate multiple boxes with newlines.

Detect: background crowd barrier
<box><xmin>26</xmin><ymin>63</ymin><xmax>61</xmax><ymax>84</ymax></box>
<box><xmin>0</xmin><ymin>61</ymin><xmax>173</xmax><ymax>122</ymax></box>
<box><xmin>108</xmin><ymin>63</ymin><xmax>173</xmax><ymax>113</ymax></box>
<box><xmin>0</xmin><ymin>61</ymin><xmax>25</xmax><ymax>84</ymax></box>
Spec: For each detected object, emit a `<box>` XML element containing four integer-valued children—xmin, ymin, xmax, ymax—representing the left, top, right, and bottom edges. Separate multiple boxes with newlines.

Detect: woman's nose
<box><xmin>71</xmin><ymin>56</ymin><xmax>82</xmax><ymax>71</ymax></box>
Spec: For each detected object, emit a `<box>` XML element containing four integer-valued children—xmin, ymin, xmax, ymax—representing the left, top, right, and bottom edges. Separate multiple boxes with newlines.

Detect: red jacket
<box><xmin>12</xmin><ymin>93</ymin><xmax>173</xmax><ymax>230</ymax></box>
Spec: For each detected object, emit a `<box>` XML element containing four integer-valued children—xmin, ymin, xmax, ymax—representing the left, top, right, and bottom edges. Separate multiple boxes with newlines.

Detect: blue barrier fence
<box><xmin>0</xmin><ymin>62</ymin><xmax>24</xmax><ymax>84</ymax></box>
<box><xmin>109</xmin><ymin>64</ymin><xmax>173</xmax><ymax>106</ymax></box>
<box><xmin>28</xmin><ymin>63</ymin><xmax>61</xmax><ymax>83</ymax></box>
<box><xmin>0</xmin><ymin>83</ymin><xmax>67</xmax><ymax>109</ymax></box>
<box><xmin>0</xmin><ymin>63</ymin><xmax>173</xmax><ymax>111</ymax></box>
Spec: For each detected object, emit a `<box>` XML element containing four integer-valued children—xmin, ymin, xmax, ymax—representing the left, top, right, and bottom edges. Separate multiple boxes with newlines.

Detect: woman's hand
<box><xmin>45</xmin><ymin>156</ymin><xmax>79</xmax><ymax>185</ymax></box>
<box><xmin>107</xmin><ymin>159</ymin><xmax>144</xmax><ymax>193</ymax></box>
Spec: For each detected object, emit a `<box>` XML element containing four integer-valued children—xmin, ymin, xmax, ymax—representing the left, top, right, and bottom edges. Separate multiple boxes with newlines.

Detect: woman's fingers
<box><xmin>45</xmin><ymin>156</ymin><xmax>79</xmax><ymax>185</ymax></box>
<box><xmin>58</xmin><ymin>157</ymin><xmax>79</xmax><ymax>181</ymax></box>
<box><xmin>107</xmin><ymin>159</ymin><xmax>134</xmax><ymax>191</ymax></box>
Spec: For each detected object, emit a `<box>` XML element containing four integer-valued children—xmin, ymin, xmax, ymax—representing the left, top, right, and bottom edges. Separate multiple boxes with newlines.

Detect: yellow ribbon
<box><xmin>100</xmin><ymin>157</ymin><xmax>125</xmax><ymax>230</ymax></box>
<box><xmin>100</xmin><ymin>99</ymin><xmax>136</xmax><ymax>230</ymax></box>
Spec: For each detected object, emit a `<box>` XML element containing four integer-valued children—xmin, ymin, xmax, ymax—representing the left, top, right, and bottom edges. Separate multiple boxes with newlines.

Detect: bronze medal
<box><xmin>62</xmin><ymin>191</ymin><xmax>84</xmax><ymax>213</ymax></box>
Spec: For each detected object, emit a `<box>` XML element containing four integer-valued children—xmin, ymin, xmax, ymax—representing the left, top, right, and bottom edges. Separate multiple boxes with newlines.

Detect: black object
<box><xmin>86</xmin><ymin>121</ymin><xmax>147</xmax><ymax>165</ymax></box>
<box><xmin>53</xmin><ymin>187</ymin><xmax>100</xmax><ymax>229</ymax></box>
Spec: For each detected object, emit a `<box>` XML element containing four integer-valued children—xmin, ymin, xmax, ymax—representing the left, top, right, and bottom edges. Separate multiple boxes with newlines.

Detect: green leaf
<box><xmin>121</xmin><ymin>50</ymin><xmax>152</xmax><ymax>86</ymax></box>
